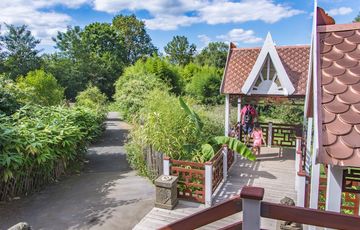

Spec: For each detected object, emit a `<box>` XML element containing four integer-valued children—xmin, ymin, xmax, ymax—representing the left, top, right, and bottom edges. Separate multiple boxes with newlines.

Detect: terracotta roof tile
<box><xmin>221</xmin><ymin>46</ymin><xmax>310</xmax><ymax>95</ymax></box>
<box><xmin>317</xmin><ymin>23</ymin><xmax>360</xmax><ymax>166</ymax></box>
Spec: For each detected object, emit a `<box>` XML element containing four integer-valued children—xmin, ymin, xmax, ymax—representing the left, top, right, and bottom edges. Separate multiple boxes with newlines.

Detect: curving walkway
<box><xmin>0</xmin><ymin>112</ymin><xmax>155</xmax><ymax>230</ymax></box>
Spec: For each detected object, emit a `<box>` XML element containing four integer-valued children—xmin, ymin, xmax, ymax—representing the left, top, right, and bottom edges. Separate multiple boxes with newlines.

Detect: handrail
<box><xmin>158</xmin><ymin>195</ymin><xmax>242</xmax><ymax>230</ymax></box>
<box><xmin>261</xmin><ymin>201</ymin><xmax>360</xmax><ymax>230</ymax></box>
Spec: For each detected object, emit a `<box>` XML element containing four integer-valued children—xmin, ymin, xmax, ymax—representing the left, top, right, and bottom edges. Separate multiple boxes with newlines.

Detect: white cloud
<box><xmin>198</xmin><ymin>34</ymin><xmax>211</xmax><ymax>46</ymax></box>
<box><xmin>0</xmin><ymin>1</ymin><xmax>88</xmax><ymax>46</ymax></box>
<box><xmin>199</xmin><ymin>0</ymin><xmax>304</xmax><ymax>24</ymax></box>
<box><xmin>93</xmin><ymin>0</ymin><xmax>304</xmax><ymax>30</ymax></box>
<box><xmin>217</xmin><ymin>28</ymin><xmax>263</xmax><ymax>44</ymax></box>
<box><xmin>145</xmin><ymin>15</ymin><xmax>200</xmax><ymax>30</ymax></box>
<box><xmin>328</xmin><ymin>7</ymin><xmax>353</xmax><ymax>16</ymax></box>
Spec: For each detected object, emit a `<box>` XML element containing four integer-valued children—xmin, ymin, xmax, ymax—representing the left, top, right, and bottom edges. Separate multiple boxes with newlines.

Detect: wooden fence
<box><xmin>164</xmin><ymin>146</ymin><xmax>235</xmax><ymax>205</ymax></box>
<box><xmin>144</xmin><ymin>145</ymin><xmax>164</xmax><ymax>180</ymax></box>
<box><xmin>160</xmin><ymin>186</ymin><xmax>360</xmax><ymax>230</ymax></box>
<box><xmin>0</xmin><ymin>161</ymin><xmax>65</xmax><ymax>201</ymax></box>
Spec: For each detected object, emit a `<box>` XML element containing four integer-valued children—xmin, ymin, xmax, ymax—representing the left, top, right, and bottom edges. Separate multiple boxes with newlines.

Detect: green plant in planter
<box><xmin>179</xmin><ymin>97</ymin><xmax>255</xmax><ymax>162</ymax></box>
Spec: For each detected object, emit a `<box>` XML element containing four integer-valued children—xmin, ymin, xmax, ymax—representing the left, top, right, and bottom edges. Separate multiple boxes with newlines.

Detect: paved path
<box><xmin>0</xmin><ymin>112</ymin><xmax>155</xmax><ymax>230</ymax></box>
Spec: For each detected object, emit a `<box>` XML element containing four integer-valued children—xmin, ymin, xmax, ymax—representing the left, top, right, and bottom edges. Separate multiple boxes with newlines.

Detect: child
<box><xmin>251</xmin><ymin>125</ymin><xmax>266</xmax><ymax>156</ymax></box>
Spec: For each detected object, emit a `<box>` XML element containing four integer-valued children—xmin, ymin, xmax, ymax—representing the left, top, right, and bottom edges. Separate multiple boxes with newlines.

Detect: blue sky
<box><xmin>0</xmin><ymin>0</ymin><xmax>359</xmax><ymax>54</ymax></box>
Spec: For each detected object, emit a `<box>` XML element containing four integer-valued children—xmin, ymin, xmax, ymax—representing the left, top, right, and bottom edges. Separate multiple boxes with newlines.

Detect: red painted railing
<box><xmin>170</xmin><ymin>159</ymin><xmax>205</xmax><ymax>203</ymax></box>
<box><xmin>168</xmin><ymin>146</ymin><xmax>235</xmax><ymax>204</ymax></box>
<box><xmin>212</xmin><ymin>149</ymin><xmax>223</xmax><ymax>193</ymax></box>
<box><xmin>159</xmin><ymin>186</ymin><xmax>360</xmax><ymax>230</ymax></box>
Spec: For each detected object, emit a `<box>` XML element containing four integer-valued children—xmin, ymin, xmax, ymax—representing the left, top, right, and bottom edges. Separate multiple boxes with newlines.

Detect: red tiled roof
<box><xmin>317</xmin><ymin>23</ymin><xmax>360</xmax><ymax>166</ymax></box>
<box><xmin>221</xmin><ymin>45</ymin><xmax>310</xmax><ymax>96</ymax></box>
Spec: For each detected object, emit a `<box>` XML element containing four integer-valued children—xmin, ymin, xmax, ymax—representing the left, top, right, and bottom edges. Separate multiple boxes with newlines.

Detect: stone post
<box><xmin>240</xmin><ymin>186</ymin><xmax>264</xmax><ymax>230</ymax></box>
<box><xmin>155</xmin><ymin>175</ymin><xmax>178</xmax><ymax>210</ymax></box>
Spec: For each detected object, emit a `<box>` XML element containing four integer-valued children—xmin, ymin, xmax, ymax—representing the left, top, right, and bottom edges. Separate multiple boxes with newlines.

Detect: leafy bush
<box><xmin>0</xmin><ymin>75</ymin><xmax>21</xmax><ymax>115</ymax></box>
<box><xmin>186</xmin><ymin>66</ymin><xmax>223</xmax><ymax>105</ymax></box>
<box><xmin>76</xmin><ymin>85</ymin><xmax>107</xmax><ymax>110</ymax></box>
<box><xmin>114</xmin><ymin>73</ymin><xmax>166</xmax><ymax>120</ymax></box>
<box><xmin>16</xmin><ymin>69</ymin><xmax>64</xmax><ymax>106</ymax></box>
<box><xmin>0</xmin><ymin>106</ymin><xmax>105</xmax><ymax>183</ymax></box>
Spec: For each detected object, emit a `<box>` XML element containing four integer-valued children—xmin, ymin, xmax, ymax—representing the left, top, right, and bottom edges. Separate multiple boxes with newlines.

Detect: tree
<box><xmin>195</xmin><ymin>42</ymin><xmax>228</xmax><ymax>69</ymax></box>
<box><xmin>16</xmin><ymin>69</ymin><xmax>64</xmax><ymax>106</ymax></box>
<box><xmin>354</xmin><ymin>12</ymin><xmax>360</xmax><ymax>22</ymax></box>
<box><xmin>51</xmin><ymin>23</ymin><xmax>126</xmax><ymax>99</ymax></box>
<box><xmin>112</xmin><ymin>14</ymin><xmax>157</xmax><ymax>64</ymax></box>
<box><xmin>164</xmin><ymin>36</ymin><xmax>196</xmax><ymax>66</ymax></box>
<box><xmin>0</xmin><ymin>24</ymin><xmax>41</xmax><ymax>79</ymax></box>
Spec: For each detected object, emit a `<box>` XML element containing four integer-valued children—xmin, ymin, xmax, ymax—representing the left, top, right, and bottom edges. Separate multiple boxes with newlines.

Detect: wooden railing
<box><xmin>211</xmin><ymin>149</ymin><xmax>224</xmax><ymax>193</ymax></box>
<box><xmin>159</xmin><ymin>186</ymin><xmax>360</xmax><ymax>230</ymax></box>
<box><xmin>164</xmin><ymin>145</ymin><xmax>236</xmax><ymax>206</ymax></box>
<box><xmin>237</xmin><ymin>122</ymin><xmax>302</xmax><ymax>148</ymax></box>
<box><xmin>169</xmin><ymin>159</ymin><xmax>205</xmax><ymax>203</ymax></box>
<box><xmin>317</xmin><ymin>176</ymin><xmax>360</xmax><ymax>215</ymax></box>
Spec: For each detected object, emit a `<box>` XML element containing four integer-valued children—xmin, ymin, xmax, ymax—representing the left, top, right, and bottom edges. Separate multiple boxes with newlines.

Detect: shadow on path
<box><xmin>0</xmin><ymin>112</ymin><xmax>154</xmax><ymax>230</ymax></box>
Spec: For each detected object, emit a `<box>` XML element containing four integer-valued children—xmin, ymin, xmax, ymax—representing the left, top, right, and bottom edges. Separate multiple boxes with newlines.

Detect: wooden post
<box><xmin>205</xmin><ymin>162</ymin><xmax>213</xmax><ymax>207</ymax></box>
<box><xmin>163</xmin><ymin>156</ymin><xmax>170</xmax><ymax>176</ymax></box>
<box><xmin>309</xmin><ymin>133</ymin><xmax>320</xmax><ymax>211</ymax></box>
<box><xmin>225</xmin><ymin>94</ymin><xmax>230</xmax><ymax>136</ymax></box>
<box><xmin>241</xmin><ymin>186</ymin><xmax>264</xmax><ymax>230</ymax></box>
<box><xmin>305</xmin><ymin>118</ymin><xmax>313</xmax><ymax>174</ymax></box>
<box><xmin>222</xmin><ymin>145</ymin><xmax>228</xmax><ymax>181</ymax></box>
<box><xmin>326</xmin><ymin>165</ymin><xmax>343</xmax><ymax>212</ymax></box>
<box><xmin>267</xmin><ymin>122</ymin><xmax>273</xmax><ymax>147</ymax></box>
<box><xmin>297</xmin><ymin>174</ymin><xmax>306</xmax><ymax>207</ymax></box>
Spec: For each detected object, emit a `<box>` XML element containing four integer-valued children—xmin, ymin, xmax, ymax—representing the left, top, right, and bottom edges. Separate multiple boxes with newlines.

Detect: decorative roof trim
<box><xmin>220</xmin><ymin>42</ymin><xmax>236</xmax><ymax>94</ymax></box>
<box><xmin>241</xmin><ymin>32</ymin><xmax>295</xmax><ymax>96</ymax></box>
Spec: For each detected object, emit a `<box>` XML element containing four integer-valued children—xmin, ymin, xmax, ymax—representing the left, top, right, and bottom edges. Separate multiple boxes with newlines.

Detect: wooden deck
<box><xmin>134</xmin><ymin>147</ymin><xmax>297</xmax><ymax>230</ymax></box>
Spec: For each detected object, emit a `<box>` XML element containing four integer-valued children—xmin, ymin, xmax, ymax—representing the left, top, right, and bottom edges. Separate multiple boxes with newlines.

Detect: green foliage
<box><xmin>164</xmin><ymin>35</ymin><xmax>196</xmax><ymax>66</ymax></box>
<box><xmin>268</xmin><ymin>104</ymin><xmax>304</xmax><ymax>124</ymax></box>
<box><xmin>186</xmin><ymin>66</ymin><xmax>223</xmax><ymax>105</ymax></box>
<box><xmin>112</xmin><ymin>14</ymin><xmax>157</xmax><ymax>64</ymax></box>
<box><xmin>214</xmin><ymin>136</ymin><xmax>255</xmax><ymax>161</ymax></box>
<box><xmin>0</xmin><ymin>24</ymin><xmax>41</xmax><ymax>79</ymax></box>
<box><xmin>180</xmin><ymin>62</ymin><xmax>202</xmax><ymax>83</ymax></box>
<box><xmin>144</xmin><ymin>56</ymin><xmax>182</xmax><ymax>94</ymax></box>
<box><xmin>16</xmin><ymin>69</ymin><xmax>64</xmax><ymax>106</ymax></box>
<box><xmin>52</xmin><ymin>23</ymin><xmax>126</xmax><ymax>99</ymax></box>
<box><xmin>0</xmin><ymin>106</ymin><xmax>105</xmax><ymax>182</ymax></box>
<box><xmin>354</xmin><ymin>12</ymin><xmax>360</xmax><ymax>22</ymax></box>
<box><xmin>195</xmin><ymin>42</ymin><xmax>228</xmax><ymax>69</ymax></box>
<box><xmin>114</xmin><ymin>73</ymin><xmax>166</xmax><ymax>120</ymax></box>
<box><xmin>76</xmin><ymin>85</ymin><xmax>107</xmax><ymax>110</ymax></box>
<box><xmin>0</xmin><ymin>75</ymin><xmax>21</xmax><ymax>115</ymax></box>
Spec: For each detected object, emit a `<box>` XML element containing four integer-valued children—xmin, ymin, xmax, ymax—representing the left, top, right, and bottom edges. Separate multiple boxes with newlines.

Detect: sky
<box><xmin>0</xmin><ymin>0</ymin><xmax>359</xmax><ymax>54</ymax></box>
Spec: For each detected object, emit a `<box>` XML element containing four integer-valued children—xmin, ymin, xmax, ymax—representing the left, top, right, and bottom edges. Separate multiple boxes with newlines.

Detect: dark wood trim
<box><xmin>240</xmin><ymin>186</ymin><xmax>264</xmax><ymax>201</ymax></box>
<box><xmin>158</xmin><ymin>196</ymin><xmax>242</xmax><ymax>230</ymax></box>
<box><xmin>219</xmin><ymin>221</ymin><xmax>242</xmax><ymax>230</ymax></box>
<box><xmin>261</xmin><ymin>202</ymin><xmax>360</xmax><ymax>230</ymax></box>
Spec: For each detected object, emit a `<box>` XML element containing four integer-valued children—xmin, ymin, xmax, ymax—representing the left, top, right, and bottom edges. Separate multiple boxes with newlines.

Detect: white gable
<box><xmin>241</xmin><ymin>33</ymin><xmax>295</xmax><ymax>96</ymax></box>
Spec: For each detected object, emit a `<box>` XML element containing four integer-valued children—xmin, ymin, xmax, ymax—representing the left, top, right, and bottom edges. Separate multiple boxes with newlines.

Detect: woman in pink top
<box><xmin>251</xmin><ymin>125</ymin><xmax>266</xmax><ymax>156</ymax></box>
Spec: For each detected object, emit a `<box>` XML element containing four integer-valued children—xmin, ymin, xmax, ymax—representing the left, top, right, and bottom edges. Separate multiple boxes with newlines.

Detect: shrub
<box><xmin>0</xmin><ymin>75</ymin><xmax>21</xmax><ymax>115</ymax></box>
<box><xmin>114</xmin><ymin>73</ymin><xmax>166</xmax><ymax>120</ymax></box>
<box><xmin>0</xmin><ymin>106</ymin><xmax>105</xmax><ymax>183</ymax></box>
<box><xmin>16</xmin><ymin>69</ymin><xmax>64</xmax><ymax>106</ymax></box>
<box><xmin>76</xmin><ymin>85</ymin><xmax>107</xmax><ymax>110</ymax></box>
<box><xmin>186</xmin><ymin>66</ymin><xmax>223</xmax><ymax>105</ymax></box>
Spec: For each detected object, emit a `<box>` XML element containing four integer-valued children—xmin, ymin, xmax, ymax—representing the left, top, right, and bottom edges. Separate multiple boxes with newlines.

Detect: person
<box><xmin>251</xmin><ymin>124</ymin><xmax>266</xmax><ymax>156</ymax></box>
<box><xmin>240</xmin><ymin>104</ymin><xmax>257</xmax><ymax>145</ymax></box>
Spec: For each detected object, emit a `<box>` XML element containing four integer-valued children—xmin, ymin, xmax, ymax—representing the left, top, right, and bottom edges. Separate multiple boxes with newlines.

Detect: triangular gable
<box><xmin>241</xmin><ymin>33</ymin><xmax>295</xmax><ymax>96</ymax></box>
